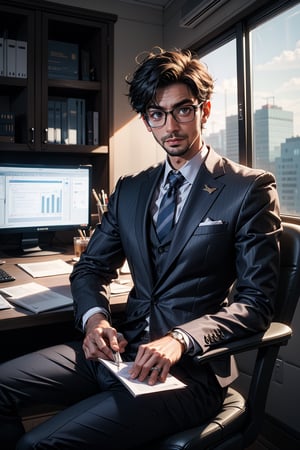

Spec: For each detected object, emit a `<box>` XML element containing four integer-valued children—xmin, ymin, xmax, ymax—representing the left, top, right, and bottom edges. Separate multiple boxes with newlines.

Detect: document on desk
<box><xmin>17</xmin><ymin>259</ymin><xmax>73</xmax><ymax>278</ymax></box>
<box><xmin>98</xmin><ymin>359</ymin><xmax>187</xmax><ymax>397</ymax></box>
<box><xmin>0</xmin><ymin>293</ymin><xmax>13</xmax><ymax>310</ymax></box>
<box><xmin>110</xmin><ymin>281</ymin><xmax>131</xmax><ymax>296</ymax></box>
<box><xmin>0</xmin><ymin>282</ymin><xmax>73</xmax><ymax>313</ymax></box>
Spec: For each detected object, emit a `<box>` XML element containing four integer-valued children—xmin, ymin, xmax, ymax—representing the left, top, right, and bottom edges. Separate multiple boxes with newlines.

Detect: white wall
<box><xmin>112</xmin><ymin>14</ymin><xmax>165</xmax><ymax>184</ymax></box>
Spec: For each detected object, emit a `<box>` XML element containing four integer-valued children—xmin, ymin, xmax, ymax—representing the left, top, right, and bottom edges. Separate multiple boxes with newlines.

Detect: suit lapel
<box><xmin>134</xmin><ymin>163</ymin><xmax>164</xmax><ymax>283</ymax></box>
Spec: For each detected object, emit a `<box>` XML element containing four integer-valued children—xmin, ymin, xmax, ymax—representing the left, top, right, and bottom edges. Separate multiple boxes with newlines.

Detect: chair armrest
<box><xmin>194</xmin><ymin>322</ymin><xmax>292</xmax><ymax>364</ymax></box>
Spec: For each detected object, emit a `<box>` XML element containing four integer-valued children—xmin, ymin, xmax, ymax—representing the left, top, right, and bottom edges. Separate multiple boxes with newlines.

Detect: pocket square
<box><xmin>199</xmin><ymin>217</ymin><xmax>224</xmax><ymax>226</ymax></box>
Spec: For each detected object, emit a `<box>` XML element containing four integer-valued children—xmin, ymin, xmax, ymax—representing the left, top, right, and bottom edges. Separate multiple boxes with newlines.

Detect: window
<box><xmin>251</xmin><ymin>4</ymin><xmax>300</xmax><ymax>215</ymax></box>
<box><xmin>201</xmin><ymin>40</ymin><xmax>238</xmax><ymax>162</ymax></box>
<box><xmin>197</xmin><ymin>1</ymin><xmax>300</xmax><ymax>218</ymax></box>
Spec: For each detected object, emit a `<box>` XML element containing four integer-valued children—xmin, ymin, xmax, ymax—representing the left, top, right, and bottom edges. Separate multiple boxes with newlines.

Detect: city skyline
<box><xmin>206</xmin><ymin>103</ymin><xmax>300</xmax><ymax>215</ymax></box>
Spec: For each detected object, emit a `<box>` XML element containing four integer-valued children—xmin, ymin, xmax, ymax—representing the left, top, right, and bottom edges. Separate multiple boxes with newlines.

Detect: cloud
<box><xmin>256</xmin><ymin>40</ymin><xmax>300</xmax><ymax>71</ymax></box>
<box><xmin>253</xmin><ymin>78</ymin><xmax>300</xmax><ymax>110</ymax></box>
<box><xmin>277</xmin><ymin>78</ymin><xmax>300</xmax><ymax>114</ymax></box>
<box><xmin>214</xmin><ymin>77</ymin><xmax>237</xmax><ymax>94</ymax></box>
<box><xmin>278</xmin><ymin>77</ymin><xmax>300</xmax><ymax>92</ymax></box>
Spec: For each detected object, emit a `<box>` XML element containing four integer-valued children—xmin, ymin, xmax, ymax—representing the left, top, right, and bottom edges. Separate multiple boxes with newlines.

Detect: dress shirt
<box><xmin>151</xmin><ymin>144</ymin><xmax>208</xmax><ymax>225</ymax></box>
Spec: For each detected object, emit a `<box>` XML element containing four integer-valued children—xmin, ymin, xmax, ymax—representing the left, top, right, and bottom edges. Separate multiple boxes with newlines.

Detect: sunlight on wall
<box><xmin>110</xmin><ymin>116</ymin><xmax>165</xmax><ymax>189</ymax></box>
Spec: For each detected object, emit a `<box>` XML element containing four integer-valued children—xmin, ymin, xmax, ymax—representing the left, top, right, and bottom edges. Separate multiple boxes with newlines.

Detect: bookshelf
<box><xmin>0</xmin><ymin>0</ymin><xmax>117</xmax><ymax>199</ymax></box>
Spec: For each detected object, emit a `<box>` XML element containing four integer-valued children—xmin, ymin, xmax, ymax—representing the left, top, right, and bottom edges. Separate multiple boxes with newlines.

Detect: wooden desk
<box><xmin>0</xmin><ymin>251</ymin><xmax>128</xmax><ymax>361</ymax></box>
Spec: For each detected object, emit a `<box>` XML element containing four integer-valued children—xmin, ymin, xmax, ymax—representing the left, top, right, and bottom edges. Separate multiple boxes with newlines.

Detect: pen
<box><xmin>101</xmin><ymin>189</ymin><xmax>109</xmax><ymax>205</ymax></box>
<box><xmin>92</xmin><ymin>188</ymin><xmax>101</xmax><ymax>205</ymax></box>
<box><xmin>97</xmin><ymin>201</ymin><xmax>104</xmax><ymax>215</ymax></box>
<box><xmin>101</xmin><ymin>189</ymin><xmax>105</xmax><ymax>205</ymax></box>
<box><xmin>112</xmin><ymin>350</ymin><xmax>122</xmax><ymax>368</ymax></box>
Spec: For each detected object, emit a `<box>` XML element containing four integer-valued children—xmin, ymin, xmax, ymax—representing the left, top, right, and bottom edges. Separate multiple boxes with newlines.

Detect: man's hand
<box><xmin>83</xmin><ymin>313</ymin><xmax>127</xmax><ymax>361</ymax></box>
<box><xmin>129</xmin><ymin>335</ymin><xmax>184</xmax><ymax>385</ymax></box>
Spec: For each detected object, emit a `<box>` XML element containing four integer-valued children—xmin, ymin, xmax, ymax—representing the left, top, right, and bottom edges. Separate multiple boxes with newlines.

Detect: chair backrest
<box><xmin>274</xmin><ymin>222</ymin><xmax>300</xmax><ymax>324</ymax></box>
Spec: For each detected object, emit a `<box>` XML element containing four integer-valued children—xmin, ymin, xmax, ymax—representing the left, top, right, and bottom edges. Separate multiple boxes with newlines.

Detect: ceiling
<box><xmin>119</xmin><ymin>0</ymin><xmax>175</xmax><ymax>10</ymax></box>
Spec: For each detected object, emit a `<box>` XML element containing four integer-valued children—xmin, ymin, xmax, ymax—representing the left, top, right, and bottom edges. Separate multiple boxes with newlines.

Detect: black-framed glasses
<box><xmin>144</xmin><ymin>103</ymin><xmax>203</xmax><ymax>128</ymax></box>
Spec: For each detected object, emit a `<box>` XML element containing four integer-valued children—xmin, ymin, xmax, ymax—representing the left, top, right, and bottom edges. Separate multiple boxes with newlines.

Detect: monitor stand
<box><xmin>19</xmin><ymin>233</ymin><xmax>64</xmax><ymax>257</ymax></box>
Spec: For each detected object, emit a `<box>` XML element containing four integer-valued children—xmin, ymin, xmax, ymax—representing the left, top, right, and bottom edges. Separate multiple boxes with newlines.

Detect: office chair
<box><xmin>141</xmin><ymin>222</ymin><xmax>300</xmax><ymax>450</ymax></box>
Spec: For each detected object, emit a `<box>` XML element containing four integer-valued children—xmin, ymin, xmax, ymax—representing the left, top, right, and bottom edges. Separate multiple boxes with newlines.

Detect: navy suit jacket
<box><xmin>70</xmin><ymin>146</ymin><xmax>281</xmax><ymax>387</ymax></box>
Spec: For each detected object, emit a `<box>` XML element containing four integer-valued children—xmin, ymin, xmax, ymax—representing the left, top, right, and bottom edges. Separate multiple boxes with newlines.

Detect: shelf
<box><xmin>0</xmin><ymin>77</ymin><xmax>28</xmax><ymax>88</ymax></box>
<box><xmin>0</xmin><ymin>143</ymin><xmax>32</xmax><ymax>151</ymax></box>
<box><xmin>45</xmin><ymin>144</ymin><xmax>109</xmax><ymax>154</ymax></box>
<box><xmin>48</xmin><ymin>79</ymin><xmax>101</xmax><ymax>91</ymax></box>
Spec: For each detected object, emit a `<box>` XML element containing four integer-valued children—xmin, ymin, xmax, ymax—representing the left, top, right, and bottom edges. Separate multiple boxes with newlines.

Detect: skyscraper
<box><xmin>254</xmin><ymin>103</ymin><xmax>293</xmax><ymax>172</ymax></box>
<box><xmin>226</xmin><ymin>115</ymin><xmax>238</xmax><ymax>162</ymax></box>
<box><xmin>275</xmin><ymin>136</ymin><xmax>300</xmax><ymax>215</ymax></box>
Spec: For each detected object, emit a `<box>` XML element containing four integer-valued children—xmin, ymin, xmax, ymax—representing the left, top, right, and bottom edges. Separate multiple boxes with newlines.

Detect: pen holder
<box><xmin>73</xmin><ymin>237</ymin><xmax>90</xmax><ymax>258</ymax></box>
<box><xmin>97</xmin><ymin>203</ymin><xmax>108</xmax><ymax>223</ymax></box>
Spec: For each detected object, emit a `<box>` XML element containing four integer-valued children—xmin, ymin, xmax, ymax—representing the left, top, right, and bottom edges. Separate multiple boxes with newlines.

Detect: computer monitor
<box><xmin>0</xmin><ymin>163</ymin><xmax>92</xmax><ymax>255</ymax></box>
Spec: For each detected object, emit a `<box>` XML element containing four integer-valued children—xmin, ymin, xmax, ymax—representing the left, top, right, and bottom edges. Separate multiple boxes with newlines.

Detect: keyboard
<box><xmin>0</xmin><ymin>268</ymin><xmax>15</xmax><ymax>283</ymax></box>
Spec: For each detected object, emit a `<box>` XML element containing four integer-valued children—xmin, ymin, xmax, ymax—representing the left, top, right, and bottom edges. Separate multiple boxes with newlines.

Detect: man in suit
<box><xmin>0</xmin><ymin>48</ymin><xmax>281</xmax><ymax>449</ymax></box>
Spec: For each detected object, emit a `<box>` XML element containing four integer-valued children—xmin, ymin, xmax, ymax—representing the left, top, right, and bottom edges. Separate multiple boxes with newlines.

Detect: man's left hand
<box><xmin>129</xmin><ymin>335</ymin><xmax>184</xmax><ymax>385</ymax></box>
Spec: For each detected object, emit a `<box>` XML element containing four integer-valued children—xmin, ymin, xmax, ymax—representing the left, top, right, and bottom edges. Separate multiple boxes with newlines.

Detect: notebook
<box><xmin>0</xmin><ymin>282</ymin><xmax>73</xmax><ymax>313</ymax></box>
<box><xmin>98</xmin><ymin>359</ymin><xmax>187</xmax><ymax>397</ymax></box>
<box><xmin>17</xmin><ymin>259</ymin><xmax>73</xmax><ymax>278</ymax></box>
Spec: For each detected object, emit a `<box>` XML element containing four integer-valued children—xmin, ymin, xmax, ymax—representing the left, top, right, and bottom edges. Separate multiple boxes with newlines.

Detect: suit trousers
<box><xmin>0</xmin><ymin>340</ymin><xmax>225</xmax><ymax>450</ymax></box>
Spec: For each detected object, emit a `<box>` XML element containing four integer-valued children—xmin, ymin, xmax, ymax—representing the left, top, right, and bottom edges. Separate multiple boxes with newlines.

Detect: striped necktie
<box><xmin>156</xmin><ymin>170</ymin><xmax>185</xmax><ymax>242</ymax></box>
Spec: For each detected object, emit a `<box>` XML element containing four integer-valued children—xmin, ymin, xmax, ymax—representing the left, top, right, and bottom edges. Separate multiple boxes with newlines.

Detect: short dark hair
<box><xmin>126</xmin><ymin>47</ymin><xmax>214</xmax><ymax>113</ymax></box>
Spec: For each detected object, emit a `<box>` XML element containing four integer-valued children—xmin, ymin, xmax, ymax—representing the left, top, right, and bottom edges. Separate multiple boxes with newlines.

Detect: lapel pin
<box><xmin>203</xmin><ymin>184</ymin><xmax>217</xmax><ymax>194</ymax></box>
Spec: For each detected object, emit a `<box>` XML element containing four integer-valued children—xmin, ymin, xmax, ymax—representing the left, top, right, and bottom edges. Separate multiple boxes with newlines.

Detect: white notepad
<box><xmin>99</xmin><ymin>359</ymin><xmax>186</xmax><ymax>397</ymax></box>
<box><xmin>17</xmin><ymin>259</ymin><xmax>73</xmax><ymax>278</ymax></box>
<box><xmin>0</xmin><ymin>294</ymin><xmax>13</xmax><ymax>310</ymax></box>
<box><xmin>0</xmin><ymin>282</ymin><xmax>73</xmax><ymax>313</ymax></box>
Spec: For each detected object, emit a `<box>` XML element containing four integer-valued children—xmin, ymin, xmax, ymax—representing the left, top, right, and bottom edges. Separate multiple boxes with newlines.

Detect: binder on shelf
<box><xmin>48</xmin><ymin>98</ymin><xmax>86</xmax><ymax>145</ymax></box>
<box><xmin>0</xmin><ymin>112</ymin><xmax>15</xmax><ymax>142</ymax></box>
<box><xmin>87</xmin><ymin>110</ymin><xmax>93</xmax><ymax>145</ymax></box>
<box><xmin>76</xmin><ymin>99</ymin><xmax>81</xmax><ymax>145</ymax></box>
<box><xmin>80</xmin><ymin>49</ymin><xmax>90</xmax><ymax>80</ymax></box>
<box><xmin>6</xmin><ymin>39</ymin><xmax>16</xmax><ymax>77</ymax></box>
<box><xmin>16</xmin><ymin>40</ymin><xmax>27</xmax><ymax>78</ymax></box>
<box><xmin>93</xmin><ymin>111</ymin><xmax>99</xmax><ymax>145</ymax></box>
<box><xmin>81</xmin><ymin>100</ymin><xmax>86</xmax><ymax>145</ymax></box>
<box><xmin>77</xmin><ymin>99</ymin><xmax>86</xmax><ymax>144</ymax></box>
<box><xmin>87</xmin><ymin>111</ymin><xmax>99</xmax><ymax>146</ymax></box>
<box><xmin>48</xmin><ymin>40</ymin><xmax>79</xmax><ymax>80</ymax></box>
<box><xmin>61</xmin><ymin>100</ymin><xmax>68</xmax><ymax>144</ymax></box>
<box><xmin>48</xmin><ymin>100</ymin><xmax>55</xmax><ymax>143</ymax></box>
<box><xmin>0</xmin><ymin>37</ymin><xmax>4</xmax><ymax>76</ymax></box>
<box><xmin>67</xmin><ymin>98</ymin><xmax>77</xmax><ymax>144</ymax></box>
<box><xmin>54</xmin><ymin>101</ymin><xmax>62</xmax><ymax>143</ymax></box>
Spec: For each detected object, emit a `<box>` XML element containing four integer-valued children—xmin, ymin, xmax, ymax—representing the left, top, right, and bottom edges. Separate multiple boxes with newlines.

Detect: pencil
<box><xmin>92</xmin><ymin>188</ymin><xmax>101</xmax><ymax>204</ymax></box>
<box><xmin>78</xmin><ymin>229</ymin><xmax>85</xmax><ymax>239</ymax></box>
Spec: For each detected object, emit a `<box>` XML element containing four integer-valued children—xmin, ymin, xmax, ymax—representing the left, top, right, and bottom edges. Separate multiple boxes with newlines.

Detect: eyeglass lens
<box><xmin>146</xmin><ymin>104</ymin><xmax>201</xmax><ymax>128</ymax></box>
